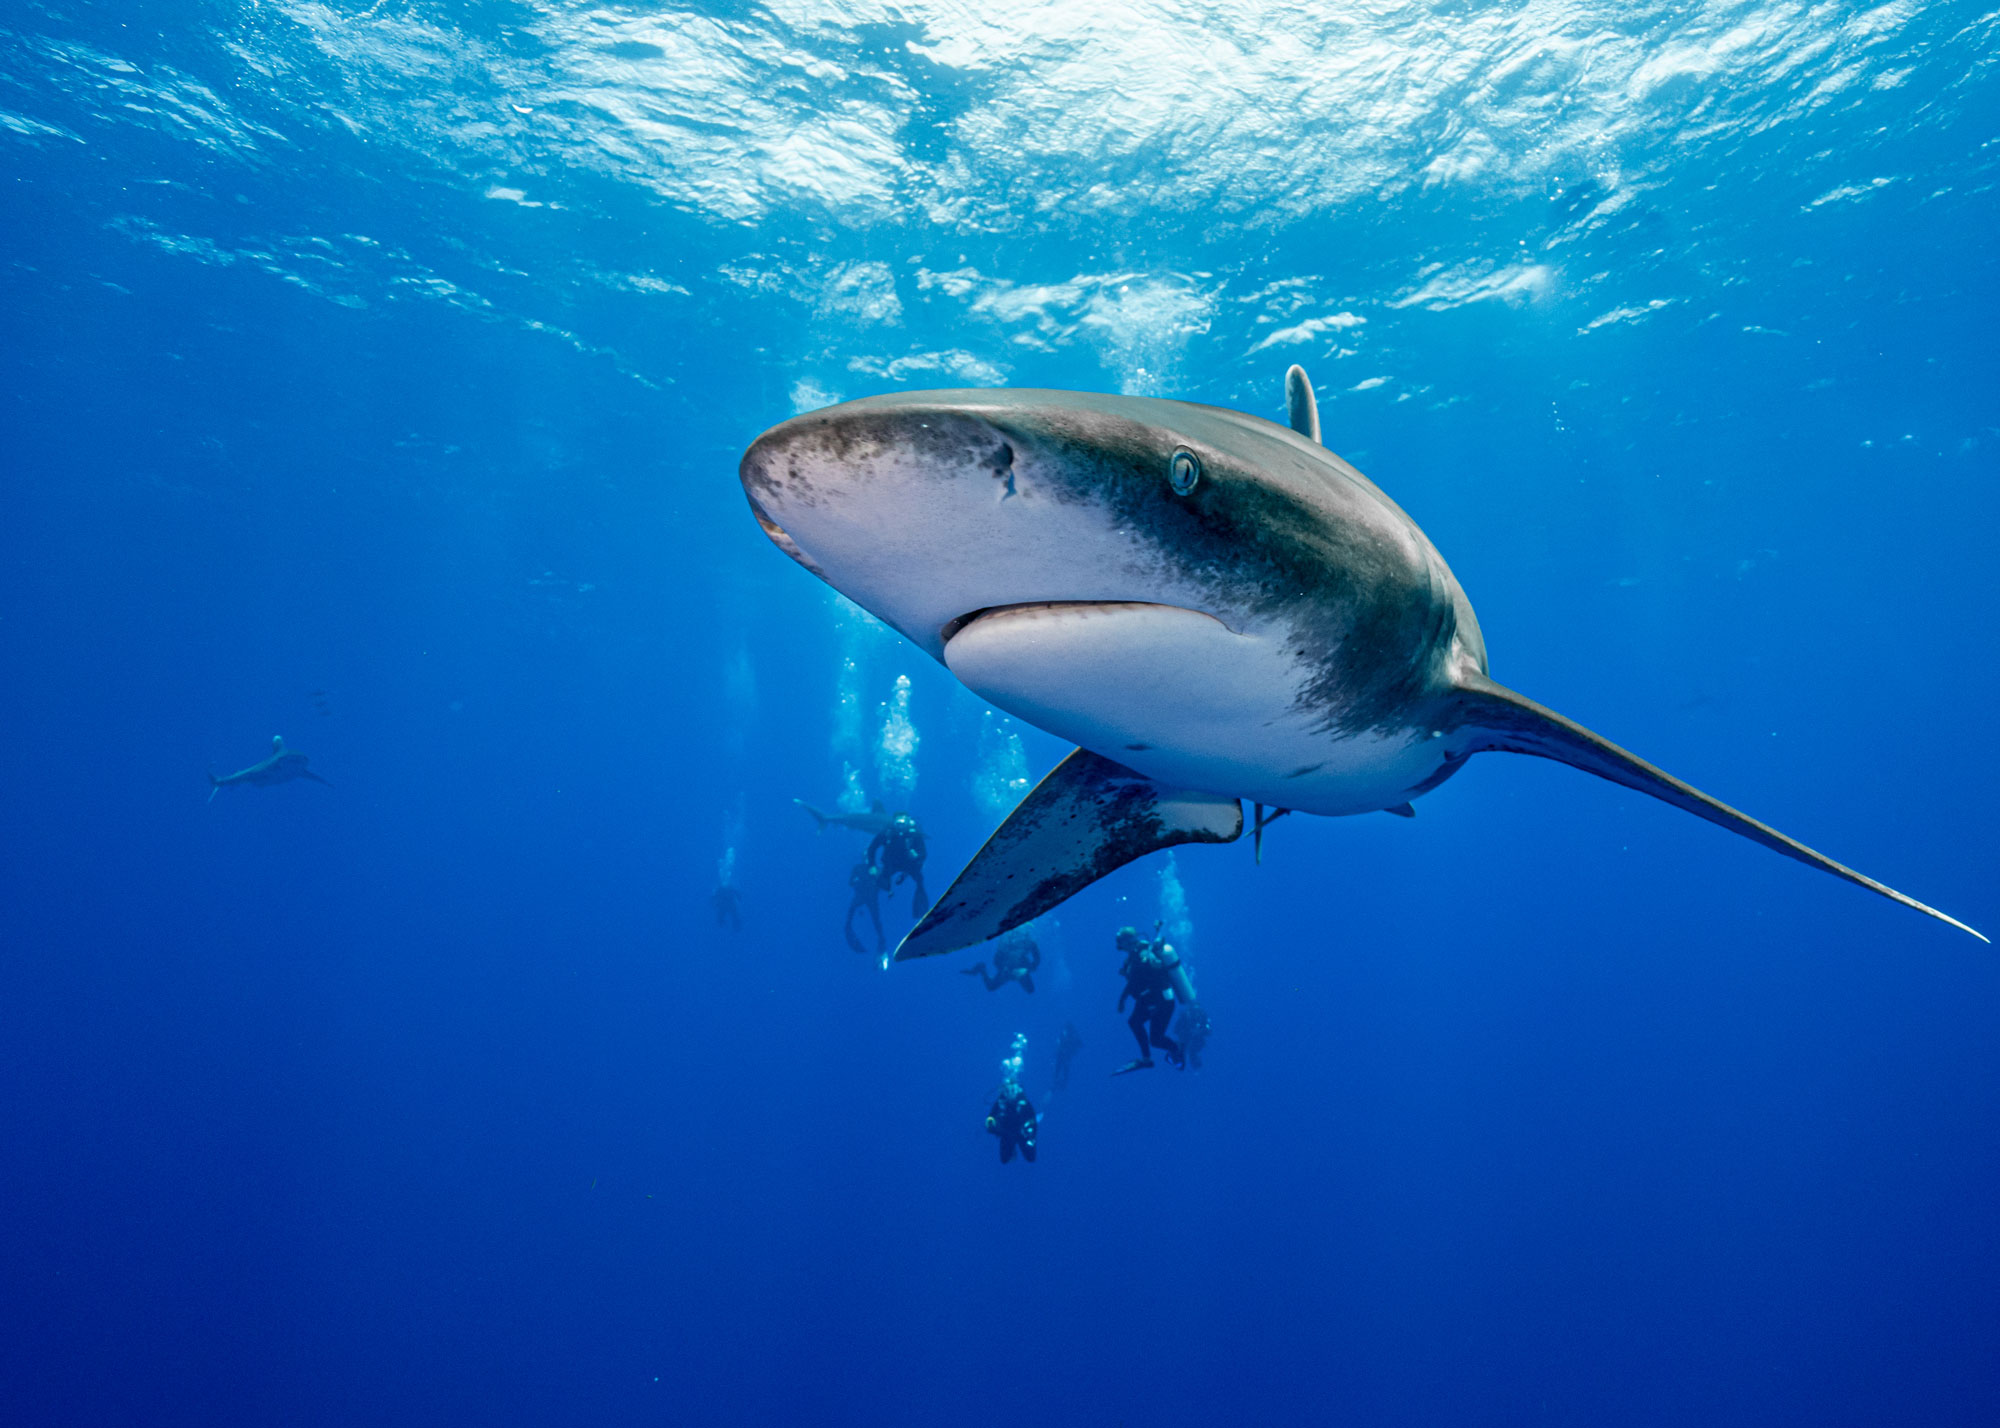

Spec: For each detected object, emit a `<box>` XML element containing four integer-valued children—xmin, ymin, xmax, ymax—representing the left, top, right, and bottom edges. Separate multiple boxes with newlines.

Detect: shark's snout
<box><xmin>740</xmin><ymin>400</ymin><xmax>1017</xmax><ymax>514</ymax></box>
<box><xmin>739</xmin><ymin>394</ymin><xmax>1143</xmax><ymax>659</ymax></box>
<box><xmin>743</xmin><ymin>489</ymin><xmax>821</xmax><ymax>577</ymax></box>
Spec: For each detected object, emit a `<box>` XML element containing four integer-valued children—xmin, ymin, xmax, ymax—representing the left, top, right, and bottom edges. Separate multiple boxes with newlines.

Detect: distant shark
<box><xmin>739</xmin><ymin>365</ymin><xmax>1984</xmax><ymax>957</ymax></box>
<box><xmin>794</xmin><ymin>797</ymin><xmax>892</xmax><ymax>836</ymax></box>
<box><xmin>208</xmin><ymin>735</ymin><xmax>330</xmax><ymax>803</ymax></box>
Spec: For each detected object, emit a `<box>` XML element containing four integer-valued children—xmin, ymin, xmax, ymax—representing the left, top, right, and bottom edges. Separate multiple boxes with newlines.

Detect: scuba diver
<box><xmin>842</xmin><ymin>859</ymin><xmax>885</xmax><ymax>956</ymax></box>
<box><xmin>710</xmin><ymin>882</ymin><xmax>743</xmax><ymax>932</ymax></box>
<box><xmin>959</xmin><ymin>925</ymin><xmax>1041</xmax><ymax>993</ymax></box>
<box><xmin>865</xmin><ymin>811</ymin><xmax>929</xmax><ymax>917</ymax></box>
<box><xmin>1113</xmin><ymin>925</ymin><xmax>1196</xmax><ymax>1074</ymax></box>
<box><xmin>1050</xmin><ymin>1021</ymin><xmax>1084</xmax><ymax>1094</ymax></box>
<box><xmin>985</xmin><ymin>1033</ymin><xmax>1038</xmax><ymax>1164</ymax></box>
<box><xmin>1176</xmin><ymin>1004</ymin><xmax>1211</xmax><ymax>1071</ymax></box>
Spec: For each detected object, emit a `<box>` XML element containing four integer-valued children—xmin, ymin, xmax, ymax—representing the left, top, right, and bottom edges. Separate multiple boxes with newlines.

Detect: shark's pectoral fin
<box><xmin>302</xmin><ymin>769</ymin><xmax>332</xmax><ymax>788</ymax></box>
<box><xmin>895</xmin><ymin>749</ymin><xmax>1242</xmax><ymax>961</ymax></box>
<box><xmin>1452</xmin><ymin>672</ymin><xmax>1985</xmax><ymax>942</ymax></box>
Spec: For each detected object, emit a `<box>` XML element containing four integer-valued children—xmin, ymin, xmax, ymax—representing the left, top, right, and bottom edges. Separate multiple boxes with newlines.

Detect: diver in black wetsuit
<box><xmin>1114</xmin><ymin>926</ymin><xmax>1188</xmax><ymax>1074</ymax></box>
<box><xmin>987</xmin><ymin>1081</ymin><xmax>1038</xmax><ymax>1163</ymax></box>
<box><xmin>865</xmin><ymin>812</ymin><xmax>929</xmax><ymax>917</ymax></box>
<box><xmin>959</xmin><ymin>927</ymin><xmax>1041</xmax><ymax>993</ymax></box>
<box><xmin>985</xmin><ymin>1033</ymin><xmax>1039</xmax><ymax>1163</ymax></box>
<box><xmin>1051</xmin><ymin>1022</ymin><xmax>1084</xmax><ymax>1093</ymax></box>
<box><xmin>843</xmin><ymin>860</ymin><xmax>885</xmax><ymax>955</ymax></box>
<box><xmin>710</xmin><ymin>883</ymin><xmax>743</xmax><ymax>932</ymax></box>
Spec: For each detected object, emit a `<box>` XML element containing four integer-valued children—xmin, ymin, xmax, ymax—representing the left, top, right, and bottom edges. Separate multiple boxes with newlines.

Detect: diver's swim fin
<box><xmin>1112</xmin><ymin>1058</ymin><xmax>1155</xmax><ymax>1076</ymax></box>
<box><xmin>894</xmin><ymin>749</ymin><xmax>1243</xmax><ymax>961</ymax></box>
<box><xmin>1450</xmin><ymin>671</ymin><xmax>1986</xmax><ymax>942</ymax></box>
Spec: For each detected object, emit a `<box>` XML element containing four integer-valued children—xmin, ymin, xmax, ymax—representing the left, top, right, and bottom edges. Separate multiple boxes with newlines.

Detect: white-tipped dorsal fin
<box><xmin>895</xmin><ymin>749</ymin><xmax>1242</xmax><ymax>961</ymax></box>
<box><xmin>1284</xmin><ymin>364</ymin><xmax>1320</xmax><ymax>444</ymax></box>
<box><xmin>271</xmin><ymin>734</ymin><xmax>286</xmax><ymax>752</ymax></box>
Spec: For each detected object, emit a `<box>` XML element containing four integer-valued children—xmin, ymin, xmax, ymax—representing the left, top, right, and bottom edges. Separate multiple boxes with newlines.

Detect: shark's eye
<box><xmin>1168</xmin><ymin>447</ymin><xmax>1201</xmax><ymax>496</ymax></box>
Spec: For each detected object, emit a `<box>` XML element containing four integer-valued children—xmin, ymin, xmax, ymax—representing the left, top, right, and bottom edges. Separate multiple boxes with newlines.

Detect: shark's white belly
<box><xmin>943</xmin><ymin>601</ymin><xmax>1448</xmax><ymax>815</ymax></box>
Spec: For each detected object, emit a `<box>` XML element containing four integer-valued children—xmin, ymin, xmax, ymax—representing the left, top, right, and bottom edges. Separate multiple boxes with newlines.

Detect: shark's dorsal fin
<box><xmin>895</xmin><ymin>749</ymin><xmax>1243</xmax><ymax>960</ymax></box>
<box><xmin>1451</xmin><ymin>672</ymin><xmax>1986</xmax><ymax>942</ymax></box>
<box><xmin>1284</xmin><ymin>364</ymin><xmax>1320</xmax><ymax>444</ymax></box>
<box><xmin>272</xmin><ymin>734</ymin><xmax>286</xmax><ymax>752</ymax></box>
<box><xmin>870</xmin><ymin>798</ymin><xmax>886</xmax><ymax>814</ymax></box>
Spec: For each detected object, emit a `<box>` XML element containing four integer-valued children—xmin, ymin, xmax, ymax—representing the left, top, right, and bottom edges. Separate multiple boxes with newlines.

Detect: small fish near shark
<box><xmin>207</xmin><ymin>735</ymin><xmax>331</xmax><ymax>803</ymax></box>
<box><xmin>739</xmin><ymin>365</ymin><xmax>1984</xmax><ymax>958</ymax></box>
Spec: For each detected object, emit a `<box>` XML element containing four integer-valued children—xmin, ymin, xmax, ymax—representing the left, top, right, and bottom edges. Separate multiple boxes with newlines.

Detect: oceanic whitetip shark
<box><xmin>793</xmin><ymin>796</ymin><xmax>894</xmax><ymax>836</ymax></box>
<box><xmin>739</xmin><ymin>365</ymin><xmax>1984</xmax><ymax>957</ymax></box>
<box><xmin>207</xmin><ymin>735</ymin><xmax>330</xmax><ymax>802</ymax></box>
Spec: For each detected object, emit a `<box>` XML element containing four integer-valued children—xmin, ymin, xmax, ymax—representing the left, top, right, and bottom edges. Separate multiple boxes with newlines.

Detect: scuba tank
<box><xmin>1147</xmin><ymin>919</ymin><xmax>1198</xmax><ymax>1007</ymax></box>
<box><xmin>1158</xmin><ymin>942</ymin><xmax>1197</xmax><ymax>1007</ymax></box>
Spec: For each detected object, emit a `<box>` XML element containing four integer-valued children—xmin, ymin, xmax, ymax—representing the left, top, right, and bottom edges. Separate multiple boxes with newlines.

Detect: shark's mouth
<box><xmin>941</xmin><ymin>600</ymin><xmax>1231</xmax><ymax>647</ymax></box>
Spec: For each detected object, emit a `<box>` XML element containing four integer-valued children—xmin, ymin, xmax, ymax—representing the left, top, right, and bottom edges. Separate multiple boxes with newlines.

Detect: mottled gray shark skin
<box><xmin>738</xmin><ymin>372</ymin><xmax>1983</xmax><ymax>955</ymax></box>
<box><xmin>207</xmin><ymin>735</ymin><xmax>331</xmax><ymax>803</ymax></box>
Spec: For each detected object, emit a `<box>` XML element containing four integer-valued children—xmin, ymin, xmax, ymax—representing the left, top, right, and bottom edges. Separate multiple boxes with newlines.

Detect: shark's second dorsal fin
<box><xmin>1285</xmin><ymin>364</ymin><xmax>1321</xmax><ymax>444</ymax></box>
<box><xmin>1450</xmin><ymin>671</ymin><xmax>1986</xmax><ymax>942</ymax></box>
<box><xmin>895</xmin><ymin>749</ymin><xmax>1242</xmax><ymax>960</ymax></box>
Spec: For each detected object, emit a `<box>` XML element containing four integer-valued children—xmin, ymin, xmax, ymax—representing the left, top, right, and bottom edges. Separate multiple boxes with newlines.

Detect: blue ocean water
<box><xmin>3</xmin><ymin>2</ymin><xmax>1998</xmax><ymax>1423</ymax></box>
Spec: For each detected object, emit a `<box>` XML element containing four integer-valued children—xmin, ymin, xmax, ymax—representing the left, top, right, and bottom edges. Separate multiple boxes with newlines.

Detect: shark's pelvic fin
<box><xmin>1284</xmin><ymin>365</ymin><xmax>1321</xmax><ymax>445</ymax></box>
<box><xmin>895</xmin><ymin>749</ymin><xmax>1243</xmax><ymax>961</ymax></box>
<box><xmin>1252</xmin><ymin>803</ymin><xmax>1291</xmax><ymax>864</ymax></box>
<box><xmin>1384</xmin><ymin>802</ymin><xmax>1416</xmax><ymax>819</ymax></box>
<box><xmin>1452</xmin><ymin>672</ymin><xmax>1986</xmax><ymax>942</ymax></box>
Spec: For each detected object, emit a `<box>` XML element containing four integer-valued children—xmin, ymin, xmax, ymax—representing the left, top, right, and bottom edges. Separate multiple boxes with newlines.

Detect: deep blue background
<box><xmin>4</xmin><ymin>3</ymin><xmax>1998</xmax><ymax>1424</ymax></box>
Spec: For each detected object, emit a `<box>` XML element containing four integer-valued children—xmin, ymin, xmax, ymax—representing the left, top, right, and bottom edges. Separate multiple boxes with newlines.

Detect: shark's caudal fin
<box><xmin>1453</xmin><ymin>672</ymin><xmax>1986</xmax><ymax>942</ymax></box>
<box><xmin>207</xmin><ymin>772</ymin><xmax>221</xmax><ymax>804</ymax></box>
<box><xmin>1285</xmin><ymin>365</ymin><xmax>1321</xmax><ymax>444</ymax></box>
<box><xmin>895</xmin><ymin>749</ymin><xmax>1243</xmax><ymax>961</ymax></box>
